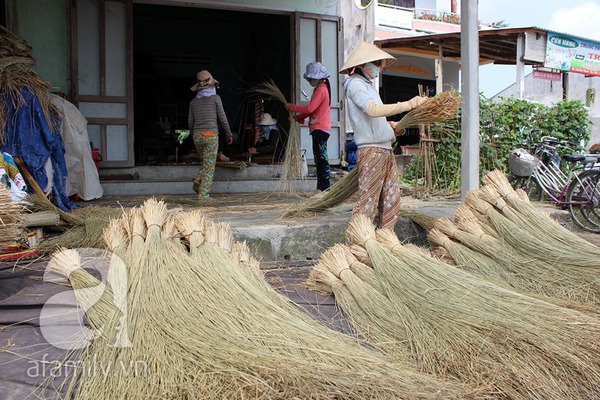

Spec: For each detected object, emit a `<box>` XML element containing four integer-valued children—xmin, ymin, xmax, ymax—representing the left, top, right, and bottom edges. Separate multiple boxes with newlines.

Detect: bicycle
<box><xmin>508</xmin><ymin>133</ymin><xmax>600</xmax><ymax>233</ymax></box>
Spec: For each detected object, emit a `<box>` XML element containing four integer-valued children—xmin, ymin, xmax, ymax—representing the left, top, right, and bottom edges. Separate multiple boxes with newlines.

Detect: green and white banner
<box><xmin>545</xmin><ymin>32</ymin><xmax>600</xmax><ymax>77</ymax></box>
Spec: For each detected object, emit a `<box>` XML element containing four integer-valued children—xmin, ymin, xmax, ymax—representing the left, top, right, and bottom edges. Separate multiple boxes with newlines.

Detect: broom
<box><xmin>346</xmin><ymin>214</ymin><xmax>600</xmax><ymax>399</ymax></box>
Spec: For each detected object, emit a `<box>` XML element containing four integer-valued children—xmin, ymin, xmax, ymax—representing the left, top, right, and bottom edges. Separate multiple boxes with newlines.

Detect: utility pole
<box><xmin>460</xmin><ymin>0</ymin><xmax>480</xmax><ymax>197</ymax></box>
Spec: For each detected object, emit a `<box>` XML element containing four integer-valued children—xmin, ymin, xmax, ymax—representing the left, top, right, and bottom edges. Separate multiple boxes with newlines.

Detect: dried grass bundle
<box><xmin>0</xmin><ymin>185</ymin><xmax>26</xmax><ymax>247</ymax></box>
<box><xmin>251</xmin><ymin>79</ymin><xmax>304</xmax><ymax>186</ymax></box>
<box><xmin>284</xmin><ymin>167</ymin><xmax>359</xmax><ymax>217</ymax></box>
<box><xmin>392</xmin><ymin>90</ymin><xmax>461</xmax><ymax>134</ymax></box>
<box><xmin>0</xmin><ymin>26</ymin><xmax>60</xmax><ymax>145</ymax></box>
<box><xmin>398</xmin><ymin>208</ymin><xmax>437</xmax><ymax>230</ymax></box>
<box><xmin>46</xmin><ymin>248</ymin><xmax>121</xmax><ymax>341</ymax></box>
<box><xmin>40</xmin><ymin>206</ymin><xmax>125</xmax><ymax>251</ymax></box>
<box><xmin>344</xmin><ymin>214</ymin><xmax>600</xmax><ymax>399</ymax></box>
<box><xmin>49</xmin><ymin>198</ymin><xmax>468</xmax><ymax>399</ymax></box>
<box><xmin>309</xmin><ymin>244</ymin><xmax>414</xmax><ymax>361</ymax></box>
<box><xmin>484</xmin><ymin>169</ymin><xmax>600</xmax><ymax>256</ymax></box>
<box><xmin>465</xmin><ymin>191</ymin><xmax>600</xmax><ymax>303</ymax></box>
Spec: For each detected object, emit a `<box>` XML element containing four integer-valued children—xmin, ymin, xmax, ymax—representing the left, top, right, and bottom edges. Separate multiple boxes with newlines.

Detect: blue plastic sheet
<box><xmin>1</xmin><ymin>87</ymin><xmax>74</xmax><ymax>210</ymax></box>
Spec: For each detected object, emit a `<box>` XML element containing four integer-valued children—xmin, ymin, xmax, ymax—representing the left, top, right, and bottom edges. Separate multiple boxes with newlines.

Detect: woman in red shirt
<box><xmin>287</xmin><ymin>62</ymin><xmax>332</xmax><ymax>191</ymax></box>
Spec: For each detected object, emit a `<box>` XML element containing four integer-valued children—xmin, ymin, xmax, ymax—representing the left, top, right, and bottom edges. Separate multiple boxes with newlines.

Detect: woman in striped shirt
<box><xmin>188</xmin><ymin>70</ymin><xmax>233</xmax><ymax>201</ymax></box>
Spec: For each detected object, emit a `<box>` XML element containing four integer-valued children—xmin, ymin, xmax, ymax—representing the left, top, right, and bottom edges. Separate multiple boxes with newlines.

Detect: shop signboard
<box><xmin>545</xmin><ymin>32</ymin><xmax>600</xmax><ymax>76</ymax></box>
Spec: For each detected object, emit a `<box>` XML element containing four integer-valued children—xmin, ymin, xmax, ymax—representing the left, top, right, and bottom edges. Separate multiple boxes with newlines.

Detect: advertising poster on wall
<box><xmin>545</xmin><ymin>32</ymin><xmax>600</xmax><ymax>77</ymax></box>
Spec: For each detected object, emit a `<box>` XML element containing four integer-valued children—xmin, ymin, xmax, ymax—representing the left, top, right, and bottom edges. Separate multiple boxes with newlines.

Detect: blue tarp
<box><xmin>1</xmin><ymin>87</ymin><xmax>74</xmax><ymax>210</ymax></box>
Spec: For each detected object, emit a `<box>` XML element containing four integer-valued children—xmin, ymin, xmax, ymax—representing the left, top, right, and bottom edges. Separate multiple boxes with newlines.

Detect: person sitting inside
<box><xmin>248</xmin><ymin>113</ymin><xmax>283</xmax><ymax>161</ymax></box>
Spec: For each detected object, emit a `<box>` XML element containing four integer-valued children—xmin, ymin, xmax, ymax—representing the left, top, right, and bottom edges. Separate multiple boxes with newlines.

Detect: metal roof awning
<box><xmin>376</xmin><ymin>27</ymin><xmax>549</xmax><ymax>65</ymax></box>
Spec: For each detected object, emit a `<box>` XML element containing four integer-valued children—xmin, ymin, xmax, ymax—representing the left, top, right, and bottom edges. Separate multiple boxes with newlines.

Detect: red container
<box><xmin>91</xmin><ymin>148</ymin><xmax>101</xmax><ymax>170</ymax></box>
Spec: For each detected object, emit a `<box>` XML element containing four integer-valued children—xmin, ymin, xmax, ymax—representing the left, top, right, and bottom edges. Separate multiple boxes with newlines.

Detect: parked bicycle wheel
<box><xmin>579</xmin><ymin>171</ymin><xmax>600</xmax><ymax>229</ymax></box>
<box><xmin>508</xmin><ymin>174</ymin><xmax>543</xmax><ymax>201</ymax></box>
<box><xmin>566</xmin><ymin>169</ymin><xmax>600</xmax><ymax>233</ymax></box>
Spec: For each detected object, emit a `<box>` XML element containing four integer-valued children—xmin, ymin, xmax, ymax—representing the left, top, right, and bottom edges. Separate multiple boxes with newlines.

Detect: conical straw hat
<box><xmin>339</xmin><ymin>42</ymin><xmax>396</xmax><ymax>75</ymax></box>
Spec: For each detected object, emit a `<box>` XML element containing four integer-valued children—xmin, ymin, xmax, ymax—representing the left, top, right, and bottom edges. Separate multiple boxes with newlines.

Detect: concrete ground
<box><xmin>74</xmin><ymin>188</ymin><xmax>600</xmax><ymax>260</ymax></box>
<box><xmin>76</xmin><ymin>190</ymin><xmax>462</xmax><ymax>261</ymax></box>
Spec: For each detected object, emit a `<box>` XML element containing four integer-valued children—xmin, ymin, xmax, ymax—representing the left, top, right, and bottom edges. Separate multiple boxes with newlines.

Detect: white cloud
<box><xmin>548</xmin><ymin>1</ymin><xmax>600</xmax><ymax>42</ymax></box>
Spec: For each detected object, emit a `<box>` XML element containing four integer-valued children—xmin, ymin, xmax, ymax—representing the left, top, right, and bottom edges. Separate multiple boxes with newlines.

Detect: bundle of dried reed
<box><xmin>0</xmin><ymin>185</ymin><xmax>26</xmax><ymax>247</ymax></box>
<box><xmin>252</xmin><ymin>80</ymin><xmax>304</xmax><ymax>186</ymax></box>
<box><xmin>39</xmin><ymin>206</ymin><xmax>125</xmax><ymax>251</ymax></box>
<box><xmin>309</xmin><ymin>244</ymin><xmax>415</xmax><ymax>361</ymax></box>
<box><xmin>49</xmin><ymin>199</ymin><xmax>468</xmax><ymax>399</ymax></box>
<box><xmin>342</xmin><ymin>214</ymin><xmax>600</xmax><ymax>399</ymax></box>
<box><xmin>0</xmin><ymin>26</ymin><xmax>60</xmax><ymax>145</ymax></box>
<box><xmin>465</xmin><ymin>190</ymin><xmax>600</xmax><ymax>297</ymax></box>
<box><xmin>484</xmin><ymin>169</ymin><xmax>600</xmax><ymax>256</ymax></box>
<box><xmin>392</xmin><ymin>90</ymin><xmax>461</xmax><ymax>134</ymax></box>
<box><xmin>284</xmin><ymin>167</ymin><xmax>359</xmax><ymax>217</ymax></box>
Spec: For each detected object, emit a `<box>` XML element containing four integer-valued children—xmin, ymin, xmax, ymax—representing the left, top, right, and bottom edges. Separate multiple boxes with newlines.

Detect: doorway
<box><xmin>381</xmin><ymin>74</ymin><xmax>435</xmax><ymax>150</ymax></box>
<box><xmin>132</xmin><ymin>4</ymin><xmax>292</xmax><ymax>165</ymax></box>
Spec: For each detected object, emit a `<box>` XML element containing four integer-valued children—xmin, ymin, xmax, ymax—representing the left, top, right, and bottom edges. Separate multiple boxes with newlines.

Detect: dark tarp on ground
<box><xmin>2</xmin><ymin>87</ymin><xmax>74</xmax><ymax>211</ymax></box>
<box><xmin>0</xmin><ymin>261</ymin><xmax>84</xmax><ymax>400</ymax></box>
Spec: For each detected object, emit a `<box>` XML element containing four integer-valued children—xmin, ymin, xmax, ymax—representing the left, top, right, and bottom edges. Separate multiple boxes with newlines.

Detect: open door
<box><xmin>294</xmin><ymin>13</ymin><xmax>344</xmax><ymax>165</ymax></box>
<box><xmin>70</xmin><ymin>0</ymin><xmax>134</xmax><ymax>168</ymax></box>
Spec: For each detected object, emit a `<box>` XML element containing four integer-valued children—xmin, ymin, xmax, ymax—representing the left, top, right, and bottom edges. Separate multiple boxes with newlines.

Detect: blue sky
<box><xmin>477</xmin><ymin>0</ymin><xmax>600</xmax><ymax>97</ymax></box>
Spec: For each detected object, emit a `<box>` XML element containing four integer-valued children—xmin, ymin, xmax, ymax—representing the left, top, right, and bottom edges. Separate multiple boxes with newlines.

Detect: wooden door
<box><xmin>71</xmin><ymin>0</ymin><xmax>134</xmax><ymax>167</ymax></box>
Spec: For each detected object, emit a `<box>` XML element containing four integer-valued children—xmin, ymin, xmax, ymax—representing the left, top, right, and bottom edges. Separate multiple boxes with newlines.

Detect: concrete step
<box><xmin>101</xmin><ymin>178</ymin><xmax>317</xmax><ymax>196</ymax></box>
<box><xmin>99</xmin><ymin>164</ymin><xmax>318</xmax><ymax>195</ymax></box>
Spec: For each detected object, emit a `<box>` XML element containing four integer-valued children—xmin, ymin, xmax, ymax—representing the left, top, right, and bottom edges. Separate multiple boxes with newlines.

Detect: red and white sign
<box><xmin>533</xmin><ymin>70</ymin><xmax>562</xmax><ymax>81</ymax></box>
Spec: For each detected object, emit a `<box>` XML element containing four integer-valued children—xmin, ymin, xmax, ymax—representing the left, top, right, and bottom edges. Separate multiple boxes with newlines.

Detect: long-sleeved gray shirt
<box><xmin>343</xmin><ymin>74</ymin><xmax>395</xmax><ymax>149</ymax></box>
<box><xmin>188</xmin><ymin>95</ymin><xmax>233</xmax><ymax>139</ymax></box>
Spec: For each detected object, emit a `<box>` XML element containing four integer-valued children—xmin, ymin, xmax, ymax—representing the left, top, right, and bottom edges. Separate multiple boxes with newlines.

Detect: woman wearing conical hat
<box><xmin>341</xmin><ymin>42</ymin><xmax>428</xmax><ymax>229</ymax></box>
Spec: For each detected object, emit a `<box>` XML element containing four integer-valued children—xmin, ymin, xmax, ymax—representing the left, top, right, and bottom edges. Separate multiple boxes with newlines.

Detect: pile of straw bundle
<box><xmin>425</xmin><ymin>170</ymin><xmax>600</xmax><ymax>306</ymax></box>
<box><xmin>285</xmin><ymin>91</ymin><xmax>461</xmax><ymax>216</ymax></box>
<box><xmin>0</xmin><ymin>185</ymin><xmax>26</xmax><ymax>247</ymax></box>
<box><xmin>0</xmin><ymin>25</ymin><xmax>60</xmax><ymax>144</ymax></box>
<box><xmin>46</xmin><ymin>198</ymin><xmax>469</xmax><ymax>399</ymax></box>
<box><xmin>308</xmin><ymin>214</ymin><xmax>600</xmax><ymax>399</ymax></box>
<box><xmin>252</xmin><ymin>80</ymin><xmax>304</xmax><ymax>185</ymax></box>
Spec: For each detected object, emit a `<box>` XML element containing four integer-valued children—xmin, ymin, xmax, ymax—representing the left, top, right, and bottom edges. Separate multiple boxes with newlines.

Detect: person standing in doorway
<box><xmin>188</xmin><ymin>70</ymin><xmax>233</xmax><ymax>201</ymax></box>
<box><xmin>287</xmin><ymin>62</ymin><xmax>332</xmax><ymax>191</ymax></box>
<box><xmin>340</xmin><ymin>42</ymin><xmax>428</xmax><ymax>229</ymax></box>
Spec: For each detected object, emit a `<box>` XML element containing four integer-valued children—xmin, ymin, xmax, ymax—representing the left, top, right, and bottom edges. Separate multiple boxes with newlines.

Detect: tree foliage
<box><xmin>402</xmin><ymin>95</ymin><xmax>591</xmax><ymax>192</ymax></box>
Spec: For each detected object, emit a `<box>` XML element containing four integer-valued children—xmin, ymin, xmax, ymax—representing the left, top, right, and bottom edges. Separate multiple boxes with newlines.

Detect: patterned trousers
<box><xmin>193</xmin><ymin>130</ymin><xmax>218</xmax><ymax>200</ymax></box>
<box><xmin>351</xmin><ymin>146</ymin><xmax>401</xmax><ymax>230</ymax></box>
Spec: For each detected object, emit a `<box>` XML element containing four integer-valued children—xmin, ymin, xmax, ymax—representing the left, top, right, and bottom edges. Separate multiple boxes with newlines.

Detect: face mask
<box><xmin>308</xmin><ymin>79</ymin><xmax>319</xmax><ymax>87</ymax></box>
<box><xmin>261</xmin><ymin>125</ymin><xmax>274</xmax><ymax>140</ymax></box>
<box><xmin>363</xmin><ymin>62</ymin><xmax>381</xmax><ymax>79</ymax></box>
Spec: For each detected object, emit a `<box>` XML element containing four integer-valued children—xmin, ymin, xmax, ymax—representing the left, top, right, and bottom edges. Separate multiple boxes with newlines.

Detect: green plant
<box><xmin>402</xmin><ymin>95</ymin><xmax>591</xmax><ymax>193</ymax></box>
